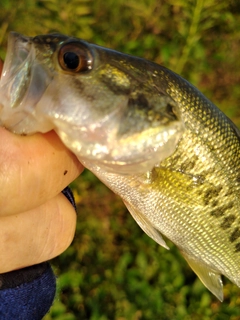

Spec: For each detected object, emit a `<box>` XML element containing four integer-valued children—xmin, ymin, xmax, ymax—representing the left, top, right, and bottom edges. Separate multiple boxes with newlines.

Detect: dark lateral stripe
<box><xmin>220</xmin><ymin>214</ymin><xmax>236</xmax><ymax>230</ymax></box>
<box><xmin>235</xmin><ymin>243</ymin><xmax>240</xmax><ymax>252</ymax></box>
<box><xmin>230</xmin><ymin>227</ymin><xmax>240</xmax><ymax>243</ymax></box>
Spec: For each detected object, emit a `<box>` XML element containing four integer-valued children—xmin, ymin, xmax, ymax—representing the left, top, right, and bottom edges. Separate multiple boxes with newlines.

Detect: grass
<box><xmin>1</xmin><ymin>0</ymin><xmax>240</xmax><ymax>318</ymax></box>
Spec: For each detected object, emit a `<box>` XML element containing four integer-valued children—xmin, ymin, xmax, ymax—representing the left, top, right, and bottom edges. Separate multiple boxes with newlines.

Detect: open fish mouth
<box><xmin>0</xmin><ymin>32</ymin><xmax>53</xmax><ymax>132</ymax></box>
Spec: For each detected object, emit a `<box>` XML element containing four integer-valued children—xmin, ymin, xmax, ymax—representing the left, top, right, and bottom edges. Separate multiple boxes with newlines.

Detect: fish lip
<box><xmin>9</xmin><ymin>31</ymin><xmax>32</xmax><ymax>44</ymax></box>
<box><xmin>0</xmin><ymin>32</ymin><xmax>33</xmax><ymax>108</ymax></box>
<box><xmin>2</xmin><ymin>32</ymin><xmax>32</xmax><ymax>78</ymax></box>
<box><xmin>0</xmin><ymin>32</ymin><xmax>53</xmax><ymax>132</ymax></box>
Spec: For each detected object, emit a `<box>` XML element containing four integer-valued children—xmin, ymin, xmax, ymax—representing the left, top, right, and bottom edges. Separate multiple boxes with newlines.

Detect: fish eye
<box><xmin>58</xmin><ymin>42</ymin><xmax>92</xmax><ymax>73</ymax></box>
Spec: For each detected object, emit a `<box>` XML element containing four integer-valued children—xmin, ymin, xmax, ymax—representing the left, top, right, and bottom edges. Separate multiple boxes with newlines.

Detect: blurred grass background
<box><xmin>1</xmin><ymin>0</ymin><xmax>240</xmax><ymax>319</ymax></box>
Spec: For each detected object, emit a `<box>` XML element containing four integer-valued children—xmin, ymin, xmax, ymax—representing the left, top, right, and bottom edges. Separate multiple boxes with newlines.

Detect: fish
<box><xmin>0</xmin><ymin>32</ymin><xmax>240</xmax><ymax>301</ymax></box>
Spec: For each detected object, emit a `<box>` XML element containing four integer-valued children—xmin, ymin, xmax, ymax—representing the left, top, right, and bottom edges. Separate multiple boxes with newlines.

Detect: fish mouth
<box><xmin>0</xmin><ymin>32</ymin><xmax>52</xmax><ymax>133</ymax></box>
<box><xmin>1</xmin><ymin>32</ymin><xmax>32</xmax><ymax>107</ymax></box>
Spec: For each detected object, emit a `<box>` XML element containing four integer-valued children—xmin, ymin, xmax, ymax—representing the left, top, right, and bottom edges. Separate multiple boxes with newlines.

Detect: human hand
<box><xmin>0</xmin><ymin>59</ymin><xmax>84</xmax><ymax>273</ymax></box>
<box><xmin>0</xmin><ymin>57</ymin><xmax>85</xmax><ymax>319</ymax></box>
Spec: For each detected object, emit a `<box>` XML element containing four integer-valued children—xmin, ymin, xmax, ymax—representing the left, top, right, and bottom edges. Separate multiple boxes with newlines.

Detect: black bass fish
<box><xmin>1</xmin><ymin>32</ymin><xmax>240</xmax><ymax>301</ymax></box>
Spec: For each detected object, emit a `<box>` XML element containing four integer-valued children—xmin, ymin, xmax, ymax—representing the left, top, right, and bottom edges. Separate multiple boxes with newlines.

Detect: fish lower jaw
<box><xmin>80</xmin><ymin>157</ymin><xmax>162</xmax><ymax>175</ymax></box>
<box><xmin>58</xmin><ymin>133</ymin><xmax>170</xmax><ymax>174</ymax></box>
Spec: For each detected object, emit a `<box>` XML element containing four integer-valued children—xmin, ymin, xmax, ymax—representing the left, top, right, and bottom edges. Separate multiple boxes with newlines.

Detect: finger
<box><xmin>0</xmin><ymin>128</ymin><xmax>84</xmax><ymax>216</ymax></box>
<box><xmin>0</xmin><ymin>192</ymin><xmax>77</xmax><ymax>273</ymax></box>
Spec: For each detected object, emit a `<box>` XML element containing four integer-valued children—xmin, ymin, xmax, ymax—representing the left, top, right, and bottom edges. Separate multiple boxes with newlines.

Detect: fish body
<box><xmin>1</xmin><ymin>32</ymin><xmax>240</xmax><ymax>301</ymax></box>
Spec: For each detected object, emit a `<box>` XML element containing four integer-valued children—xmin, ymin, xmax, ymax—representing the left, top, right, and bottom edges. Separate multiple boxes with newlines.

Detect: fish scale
<box><xmin>0</xmin><ymin>32</ymin><xmax>240</xmax><ymax>301</ymax></box>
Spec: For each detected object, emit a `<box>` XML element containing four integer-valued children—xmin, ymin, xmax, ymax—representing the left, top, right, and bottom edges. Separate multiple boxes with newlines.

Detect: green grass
<box><xmin>1</xmin><ymin>0</ymin><xmax>240</xmax><ymax>318</ymax></box>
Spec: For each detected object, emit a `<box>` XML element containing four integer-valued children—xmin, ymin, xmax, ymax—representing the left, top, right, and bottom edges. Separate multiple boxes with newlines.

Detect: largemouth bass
<box><xmin>0</xmin><ymin>32</ymin><xmax>240</xmax><ymax>301</ymax></box>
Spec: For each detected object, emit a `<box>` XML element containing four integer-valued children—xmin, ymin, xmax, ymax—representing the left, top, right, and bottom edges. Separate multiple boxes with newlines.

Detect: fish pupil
<box><xmin>63</xmin><ymin>52</ymin><xmax>79</xmax><ymax>69</ymax></box>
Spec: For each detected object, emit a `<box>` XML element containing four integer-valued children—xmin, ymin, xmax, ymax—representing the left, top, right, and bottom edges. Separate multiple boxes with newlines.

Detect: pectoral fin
<box><xmin>182</xmin><ymin>252</ymin><xmax>223</xmax><ymax>301</ymax></box>
<box><xmin>123</xmin><ymin>200</ymin><xmax>169</xmax><ymax>250</ymax></box>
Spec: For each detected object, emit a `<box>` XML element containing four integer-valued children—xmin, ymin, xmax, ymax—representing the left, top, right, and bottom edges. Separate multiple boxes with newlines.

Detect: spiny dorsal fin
<box><xmin>182</xmin><ymin>251</ymin><xmax>223</xmax><ymax>301</ymax></box>
<box><xmin>123</xmin><ymin>200</ymin><xmax>169</xmax><ymax>250</ymax></box>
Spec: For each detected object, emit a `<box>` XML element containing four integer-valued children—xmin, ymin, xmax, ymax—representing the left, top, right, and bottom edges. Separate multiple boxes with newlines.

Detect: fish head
<box><xmin>0</xmin><ymin>32</ymin><xmax>185</xmax><ymax>174</ymax></box>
